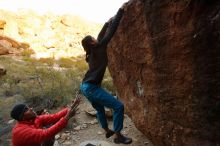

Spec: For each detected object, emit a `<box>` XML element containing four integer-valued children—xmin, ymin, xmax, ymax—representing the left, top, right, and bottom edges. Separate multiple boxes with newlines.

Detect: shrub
<box><xmin>57</xmin><ymin>57</ymin><xmax>75</xmax><ymax>68</ymax></box>
<box><xmin>38</xmin><ymin>58</ymin><xmax>55</xmax><ymax>66</ymax></box>
<box><xmin>21</xmin><ymin>49</ymin><xmax>34</xmax><ymax>57</ymax></box>
<box><xmin>0</xmin><ymin>55</ymin><xmax>115</xmax><ymax>118</ymax></box>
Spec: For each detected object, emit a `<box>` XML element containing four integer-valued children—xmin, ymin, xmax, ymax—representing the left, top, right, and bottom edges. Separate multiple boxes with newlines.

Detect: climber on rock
<box><xmin>80</xmin><ymin>2</ymin><xmax>132</xmax><ymax>145</ymax></box>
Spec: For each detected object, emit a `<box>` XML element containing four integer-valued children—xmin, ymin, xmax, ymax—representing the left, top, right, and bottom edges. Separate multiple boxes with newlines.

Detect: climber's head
<box><xmin>82</xmin><ymin>35</ymin><xmax>97</xmax><ymax>51</ymax></box>
<box><xmin>81</xmin><ymin>35</ymin><xmax>98</xmax><ymax>62</ymax></box>
<box><xmin>11</xmin><ymin>104</ymin><xmax>37</xmax><ymax>121</ymax></box>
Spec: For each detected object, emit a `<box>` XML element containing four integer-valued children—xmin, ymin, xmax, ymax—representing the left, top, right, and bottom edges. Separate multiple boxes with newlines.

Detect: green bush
<box><xmin>38</xmin><ymin>58</ymin><xmax>55</xmax><ymax>66</ymax></box>
<box><xmin>21</xmin><ymin>49</ymin><xmax>34</xmax><ymax>57</ymax></box>
<box><xmin>57</xmin><ymin>57</ymin><xmax>75</xmax><ymax>68</ymax></box>
<box><xmin>0</xmin><ymin>55</ymin><xmax>115</xmax><ymax>119</ymax></box>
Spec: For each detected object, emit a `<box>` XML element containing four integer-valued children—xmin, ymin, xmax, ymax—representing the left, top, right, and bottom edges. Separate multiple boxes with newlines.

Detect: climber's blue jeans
<box><xmin>80</xmin><ymin>82</ymin><xmax>124</xmax><ymax>132</ymax></box>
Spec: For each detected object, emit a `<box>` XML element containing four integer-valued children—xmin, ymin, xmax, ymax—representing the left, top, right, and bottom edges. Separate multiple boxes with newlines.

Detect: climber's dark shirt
<box><xmin>82</xmin><ymin>8</ymin><xmax>124</xmax><ymax>86</ymax></box>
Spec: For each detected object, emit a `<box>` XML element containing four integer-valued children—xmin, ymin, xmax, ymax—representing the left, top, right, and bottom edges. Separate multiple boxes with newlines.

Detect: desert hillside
<box><xmin>0</xmin><ymin>9</ymin><xmax>102</xmax><ymax>58</ymax></box>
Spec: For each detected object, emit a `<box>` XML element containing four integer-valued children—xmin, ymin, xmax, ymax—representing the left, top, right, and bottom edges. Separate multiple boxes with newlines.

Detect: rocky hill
<box><xmin>0</xmin><ymin>9</ymin><xmax>101</xmax><ymax>59</ymax></box>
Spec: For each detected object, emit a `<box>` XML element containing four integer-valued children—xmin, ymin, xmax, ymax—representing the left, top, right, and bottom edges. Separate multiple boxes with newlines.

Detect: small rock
<box><xmin>63</xmin><ymin>141</ymin><xmax>72</xmax><ymax>145</ymax></box>
<box><xmin>144</xmin><ymin>141</ymin><xmax>149</xmax><ymax>145</ymax></box>
<box><xmin>7</xmin><ymin>119</ymin><xmax>15</xmax><ymax>124</ymax></box>
<box><xmin>61</xmin><ymin>133</ymin><xmax>69</xmax><ymax>140</ymax></box>
<box><xmin>97</xmin><ymin>131</ymin><xmax>103</xmax><ymax>135</ymax></box>
<box><xmin>72</xmin><ymin>123</ymin><xmax>77</xmax><ymax>127</ymax></box>
<box><xmin>90</xmin><ymin>119</ymin><xmax>98</xmax><ymax>125</ymax></box>
<box><xmin>79</xmin><ymin>140</ymin><xmax>112</xmax><ymax>146</ymax></box>
<box><xmin>0</xmin><ymin>20</ymin><xmax>6</xmax><ymax>29</ymax></box>
<box><xmin>82</xmin><ymin>123</ymin><xmax>87</xmax><ymax>128</ymax></box>
<box><xmin>74</xmin><ymin>125</ymin><xmax>81</xmax><ymax>131</ymax></box>
<box><xmin>122</xmin><ymin>131</ymin><xmax>128</xmax><ymax>135</ymax></box>
<box><xmin>54</xmin><ymin>141</ymin><xmax>59</xmax><ymax>146</ymax></box>
<box><xmin>55</xmin><ymin>134</ymin><xmax>60</xmax><ymax>140</ymax></box>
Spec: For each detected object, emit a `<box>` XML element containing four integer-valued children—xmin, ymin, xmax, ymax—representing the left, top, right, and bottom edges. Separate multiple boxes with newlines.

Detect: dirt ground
<box><xmin>55</xmin><ymin>98</ymin><xmax>154</xmax><ymax>146</ymax></box>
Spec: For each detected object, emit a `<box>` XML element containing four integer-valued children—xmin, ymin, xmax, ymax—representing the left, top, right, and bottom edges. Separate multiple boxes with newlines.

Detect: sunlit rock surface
<box><xmin>0</xmin><ymin>9</ymin><xmax>101</xmax><ymax>58</ymax></box>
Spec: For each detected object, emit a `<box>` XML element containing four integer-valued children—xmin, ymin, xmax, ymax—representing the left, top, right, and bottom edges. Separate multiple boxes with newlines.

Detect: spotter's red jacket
<box><xmin>12</xmin><ymin>108</ymin><xmax>68</xmax><ymax>146</ymax></box>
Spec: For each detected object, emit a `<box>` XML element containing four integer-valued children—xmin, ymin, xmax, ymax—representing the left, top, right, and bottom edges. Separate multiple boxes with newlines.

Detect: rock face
<box><xmin>0</xmin><ymin>35</ymin><xmax>30</xmax><ymax>55</ymax></box>
<box><xmin>108</xmin><ymin>0</ymin><xmax>220</xmax><ymax>146</ymax></box>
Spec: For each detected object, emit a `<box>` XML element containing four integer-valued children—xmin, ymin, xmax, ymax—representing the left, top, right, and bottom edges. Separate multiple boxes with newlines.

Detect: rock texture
<box><xmin>0</xmin><ymin>35</ymin><xmax>30</xmax><ymax>55</ymax></box>
<box><xmin>108</xmin><ymin>0</ymin><xmax>220</xmax><ymax>146</ymax></box>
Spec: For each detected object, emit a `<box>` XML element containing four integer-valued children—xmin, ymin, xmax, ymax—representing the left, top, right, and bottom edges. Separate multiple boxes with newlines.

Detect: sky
<box><xmin>0</xmin><ymin>0</ymin><xmax>128</xmax><ymax>23</ymax></box>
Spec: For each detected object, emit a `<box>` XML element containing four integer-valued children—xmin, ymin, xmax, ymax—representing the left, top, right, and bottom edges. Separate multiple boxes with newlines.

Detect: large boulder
<box><xmin>108</xmin><ymin>0</ymin><xmax>220</xmax><ymax>146</ymax></box>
